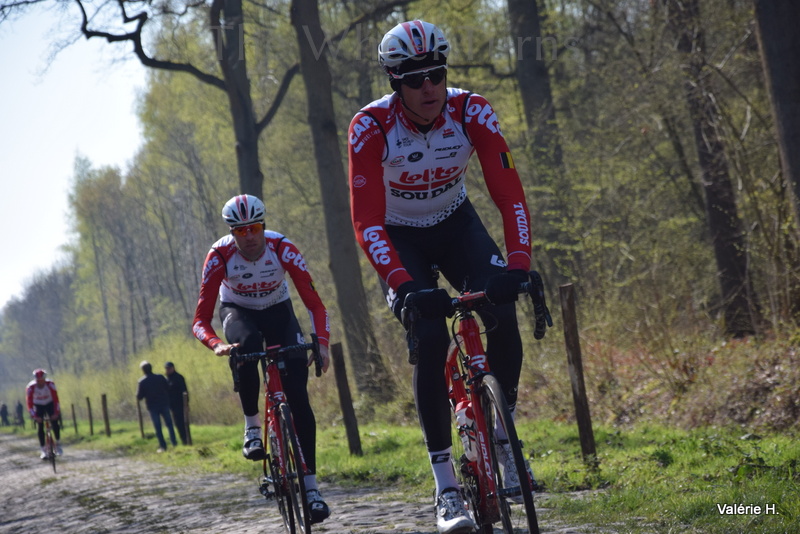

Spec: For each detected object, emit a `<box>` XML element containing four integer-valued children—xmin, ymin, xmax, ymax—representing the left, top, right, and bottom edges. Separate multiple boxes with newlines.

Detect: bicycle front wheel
<box><xmin>46</xmin><ymin>428</ymin><xmax>56</xmax><ymax>473</ymax></box>
<box><xmin>275</xmin><ymin>403</ymin><xmax>311</xmax><ymax>534</ymax></box>
<box><xmin>480</xmin><ymin>375</ymin><xmax>539</xmax><ymax>534</ymax></box>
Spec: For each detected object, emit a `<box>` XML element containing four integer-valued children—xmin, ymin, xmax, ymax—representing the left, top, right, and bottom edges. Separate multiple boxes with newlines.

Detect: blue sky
<box><xmin>0</xmin><ymin>9</ymin><xmax>145</xmax><ymax>309</ymax></box>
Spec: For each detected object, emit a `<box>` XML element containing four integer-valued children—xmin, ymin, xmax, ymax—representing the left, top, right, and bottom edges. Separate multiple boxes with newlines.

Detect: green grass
<box><xmin>5</xmin><ymin>418</ymin><xmax>798</xmax><ymax>532</ymax></box>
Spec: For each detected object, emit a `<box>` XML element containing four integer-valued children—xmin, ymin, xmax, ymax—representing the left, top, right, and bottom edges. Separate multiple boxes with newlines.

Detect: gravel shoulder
<box><xmin>0</xmin><ymin>432</ymin><xmax>592</xmax><ymax>533</ymax></box>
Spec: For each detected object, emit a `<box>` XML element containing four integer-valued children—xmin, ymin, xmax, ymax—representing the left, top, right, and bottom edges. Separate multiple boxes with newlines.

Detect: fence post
<box><xmin>332</xmin><ymin>343</ymin><xmax>363</xmax><ymax>456</ymax></box>
<box><xmin>101</xmin><ymin>394</ymin><xmax>111</xmax><ymax>437</ymax></box>
<box><xmin>71</xmin><ymin>403</ymin><xmax>78</xmax><ymax>434</ymax></box>
<box><xmin>183</xmin><ymin>392</ymin><xmax>192</xmax><ymax>446</ymax></box>
<box><xmin>559</xmin><ymin>283</ymin><xmax>598</xmax><ymax>468</ymax></box>
<box><xmin>86</xmin><ymin>397</ymin><xmax>94</xmax><ymax>436</ymax></box>
<box><xmin>136</xmin><ymin>399</ymin><xmax>144</xmax><ymax>438</ymax></box>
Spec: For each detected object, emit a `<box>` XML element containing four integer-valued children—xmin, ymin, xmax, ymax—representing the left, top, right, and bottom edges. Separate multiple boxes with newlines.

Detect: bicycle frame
<box><xmin>230</xmin><ymin>335</ymin><xmax>321</xmax><ymax>534</ymax></box>
<box><xmin>263</xmin><ymin>355</ymin><xmax>310</xmax><ymax>489</ymax></box>
<box><xmin>41</xmin><ymin>413</ymin><xmax>57</xmax><ymax>472</ymax></box>
<box><xmin>445</xmin><ymin>301</ymin><xmax>502</xmax><ymax>523</ymax></box>
<box><xmin>439</xmin><ymin>279</ymin><xmax>545</xmax><ymax>534</ymax></box>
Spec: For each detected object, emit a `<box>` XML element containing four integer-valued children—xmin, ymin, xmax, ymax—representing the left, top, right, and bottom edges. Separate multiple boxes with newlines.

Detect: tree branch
<box><xmin>255</xmin><ymin>63</ymin><xmax>300</xmax><ymax>134</ymax></box>
<box><xmin>75</xmin><ymin>0</ymin><xmax>225</xmax><ymax>90</ymax></box>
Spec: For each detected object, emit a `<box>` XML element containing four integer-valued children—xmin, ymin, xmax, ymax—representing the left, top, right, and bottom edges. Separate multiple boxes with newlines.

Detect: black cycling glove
<box><xmin>485</xmin><ymin>269</ymin><xmax>528</xmax><ymax>305</ymax></box>
<box><xmin>404</xmin><ymin>288</ymin><xmax>454</xmax><ymax>320</ymax></box>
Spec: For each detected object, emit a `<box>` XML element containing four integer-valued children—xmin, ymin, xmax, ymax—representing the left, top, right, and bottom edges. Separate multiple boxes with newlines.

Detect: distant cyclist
<box><xmin>348</xmin><ymin>20</ymin><xmax>539</xmax><ymax>534</ymax></box>
<box><xmin>26</xmin><ymin>369</ymin><xmax>62</xmax><ymax>458</ymax></box>
<box><xmin>192</xmin><ymin>194</ymin><xmax>332</xmax><ymax>524</ymax></box>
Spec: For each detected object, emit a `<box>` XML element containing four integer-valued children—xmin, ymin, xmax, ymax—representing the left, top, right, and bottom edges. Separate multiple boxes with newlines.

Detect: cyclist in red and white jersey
<box><xmin>26</xmin><ymin>368</ymin><xmax>62</xmax><ymax>458</ymax></box>
<box><xmin>192</xmin><ymin>194</ymin><xmax>331</xmax><ymax>523</ymax></box>
<box><xmin>349</xmin><ymin>20</ymin><xmax>535</xmax><ymax>534</ymax></box>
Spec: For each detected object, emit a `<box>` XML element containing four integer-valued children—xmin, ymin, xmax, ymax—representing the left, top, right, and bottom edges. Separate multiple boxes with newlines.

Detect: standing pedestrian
<box><xmin>164</xmin><ymin>362</ymin><xmax>189</xmax><ymax>445</ymax></box>
<box><xmin>136</xmin><ymin>361</ymin><xmax>178</xmax><ymax>452</ymax></box>
<box><xmin>15</xmin><ymin>400</ymin><xmax>24</xmax><ymax>428</ymax></box>
<box><xmin>0</xmin><ymin>403</ymin><xmax>8</xmax><ymax>426</ymax></box>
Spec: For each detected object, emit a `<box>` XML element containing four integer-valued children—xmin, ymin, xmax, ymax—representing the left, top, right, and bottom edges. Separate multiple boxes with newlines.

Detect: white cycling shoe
<box><xmin>242</xmin><ymin>426</ymin><xmax>267</xmax><ymax>461</ymax></box>
<box><xmin>435</xmin><ymin>487</ymin><xmax>476</xmax><ymax>534</ymax></box>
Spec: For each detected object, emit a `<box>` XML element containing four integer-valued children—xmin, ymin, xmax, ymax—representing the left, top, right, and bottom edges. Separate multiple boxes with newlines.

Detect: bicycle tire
<box><xmin>278</xmin><ymin>403</ymin><xmax>311</xmax><ymax>534</ymax></box>
<box><xmin>45</xmin><ymin>424</ymin><xmax>56</xmax><ymax>473</ymax></box>
<box><xmin>266</xmin><ymin>447</ymin><xmax>293</xmax><ymax>532</ymax></box>
<box><xmin>480</xmin><ymin>375</ymin><xmax>539</xmax><ymax>534</ymax></box>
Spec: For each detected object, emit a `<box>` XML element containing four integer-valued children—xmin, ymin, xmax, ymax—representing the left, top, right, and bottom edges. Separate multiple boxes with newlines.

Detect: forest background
<box><xmin>0</xmin><ymin>0</ymin><xmax>798</xmax><ymax>438</ymax></box>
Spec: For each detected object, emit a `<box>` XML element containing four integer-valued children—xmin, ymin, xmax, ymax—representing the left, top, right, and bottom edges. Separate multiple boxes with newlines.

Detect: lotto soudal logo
<box><xmin>465</xmin><ymin>102</ymin><xmax>502</xmax><ymax>135</ymax></box>
<box><xmin>514</xmin><ymin>202</ymin><xmax>530</xmax><ymax>245</ymax></box>
<box><xmin>353</xmin><ymin>175</ymin><xmax>367</xmax><ymax>188</ymax></box>
<box><xmin>391</xmin><ymin>175</ymin><xmax>463</xmax><ymax>199</ymax></box>
<box><xmin>362</xmin><ymin>226</ymin><xmax>391</xmax><ymax>265</ymax></box>
<box><xmin>389</xmin><ymin>156</ymin><xmax>405</xmax><ymax>166</ymax></box>
<box><xmin>396</xmin><ymin>166</ymin><xmax>460</xmax><ymax>185</ymax></box>
<box><xmin>281</xmin><ymin>247</ymin><xmax>308</xmax><ymax>271</ymax></box>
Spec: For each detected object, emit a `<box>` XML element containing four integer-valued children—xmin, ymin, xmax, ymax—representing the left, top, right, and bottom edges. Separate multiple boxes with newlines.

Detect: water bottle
<box><xmin>455</xmin><ymin>400</ymin><xmax>477</xmax><ymax>461</ymax></box>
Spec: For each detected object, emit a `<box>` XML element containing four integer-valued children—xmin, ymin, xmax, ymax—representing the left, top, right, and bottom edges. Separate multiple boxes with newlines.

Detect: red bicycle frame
<box><xmin>263</xmin><ymin>354</ymin><xmax>310</xmax><ymax>481</ymax></box>
<box><xmin>445</xmin><ymin>294</ymin><xmax>503</xmax><ymax>523</ymax></box>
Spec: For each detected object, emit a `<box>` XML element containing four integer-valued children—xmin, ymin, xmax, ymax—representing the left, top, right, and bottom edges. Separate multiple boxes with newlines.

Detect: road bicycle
<box><xmin>405</xmin><ymin>270</ymin><xmax>552</xmax><ymax>534</ymax></box>
<box><xmin>38</xmin><ymin>413</ymin><xmax>57</xmax><ymax>473</ymax></box>
<box><xmin>230</xmin><ymin>335</ymin><xmax>322</xmax><ymax>534</ymax></box>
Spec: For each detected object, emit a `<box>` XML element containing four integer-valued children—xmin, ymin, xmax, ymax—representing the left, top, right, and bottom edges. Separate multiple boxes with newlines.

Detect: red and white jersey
<box><xmin>192</xmin><ymin>230</ymin><xmax>330</xmax><ymax>350</ymax></box>
<box><xmin>348</xmin><ymin>88</ymin><xmax>531</xmax><ymax>290</ymax></box>
<box><xmin>26</xmin><ymin>379</ymin><xmax>60</xmax><ymax>417</ymax></box>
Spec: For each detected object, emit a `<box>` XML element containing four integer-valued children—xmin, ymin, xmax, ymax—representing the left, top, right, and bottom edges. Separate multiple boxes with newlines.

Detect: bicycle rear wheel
<box><xmin>273</xmin><ymin>403</ymin><xmax>311</xmax><ymax>534</ymax></box>
<box><xmin>480</xmin><ymin>375</ymin><xmax>539</xmax><ymax>534</ymax></box>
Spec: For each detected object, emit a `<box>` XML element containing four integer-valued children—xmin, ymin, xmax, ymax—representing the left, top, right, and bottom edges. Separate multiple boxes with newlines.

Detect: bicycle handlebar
<box><xmin>229</xmin><ymin>334</ymin><xmax>322</xmax><ymax>377</ymax></box>
<box><xmin>401</xmin><ymin>270</ymin><xmax>553</xmax><ymax>345</ymax></box>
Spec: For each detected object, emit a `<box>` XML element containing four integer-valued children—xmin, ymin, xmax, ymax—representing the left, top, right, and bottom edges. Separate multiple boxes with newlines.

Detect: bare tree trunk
<box><xmin>665</xmin><ymin>0</ymin><xmax>759</xmax><ymax>337</ymax></box>
<box><xmin>507</xmin><ymin>0</ymin><xmax>563</xmax><ymax>171</ymax></box>
<box><xmin>753</xmin><ymin>0</ymin><xmax>800</xmax><ymax>320</ymax></box>
<box><xmin>90</xmin><ymin>231</ymin><xmax>117</xmax><ymax>363</ymax></box>
<box><xmin>754</xmin><ymin>0</ymin><xmax>800</xmax><ymax>223</ymax></box>
<box><xmin>290</xmin><ymin>0</ymin><xmax>395</xmax><ymax>401</ymax></box>
<box><xmin>210</xmin><ymin>0</ymin><xmax>264</xmax><ymax>197</ymax></box>
<box><xmin>507</xmin><ymin>0</ymin><xmax>572</xmax><ymax>282</ymax></box>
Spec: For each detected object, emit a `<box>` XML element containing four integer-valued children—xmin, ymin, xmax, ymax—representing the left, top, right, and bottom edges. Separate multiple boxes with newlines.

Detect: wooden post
<box><xmin>183</xmin><ymin>392</ymin><xmax>192</xmax><ymax>446</ymax></box>
<box><xmin>101</xmin><ymin>394</ymin><xmax>111</xmax><ymax>437</ymax></box>
<box><xmin>71</xmin><ymin>403</ymin><xmax>78</xmax><ymax>434</ymax></box>
<box><xmin>86</xmin><ymin>397</ymin><xmax>94</xmax><ymax>436</ymax></box>
<box><xmin>332</xmin><ymin>343</ymin><xmax>363</xmax><ymax>456</ymax></box>
<box><xmin>559</xmin><ymin>283</ymin><xmax>598</xmax><ymax>468</ymax></box>
<box><xmin>136</xmin><ymin>399</ymin><xmax>145</xmax><ymax>438</ymax></box>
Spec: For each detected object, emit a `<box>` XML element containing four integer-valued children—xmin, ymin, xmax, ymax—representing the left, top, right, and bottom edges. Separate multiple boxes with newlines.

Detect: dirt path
<box><xmin>0</xmin><ymin>432</ymin><xmax>591</xmax><ymax>533</ymax></box>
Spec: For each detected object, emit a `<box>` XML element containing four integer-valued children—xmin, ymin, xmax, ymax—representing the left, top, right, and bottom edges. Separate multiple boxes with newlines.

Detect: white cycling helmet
<box><xmin>378</xmin><ymin>20</ymin><xmax>450</xmax><ymax>77</ymax></box>
<box><xmin>221</xmin><ymin>194</ymin><xmax>266</xmax><ymax>227</ymax></box>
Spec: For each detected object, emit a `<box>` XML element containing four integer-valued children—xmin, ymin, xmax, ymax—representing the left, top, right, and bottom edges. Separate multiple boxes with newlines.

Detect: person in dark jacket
<box><xmin>164</xmin><ymin>362</ymin><xmax>189</xmax><ymax>445</ymax></box>
<box><xmin>136</xmin><ymin>361</ymin><xmax>177</xmax><ymax>452</ymax></box>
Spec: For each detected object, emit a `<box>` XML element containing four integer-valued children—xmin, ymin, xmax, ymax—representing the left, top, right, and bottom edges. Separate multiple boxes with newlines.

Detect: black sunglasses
<box><xmin>394</xmin><ymin>66</ymin><xmax>447</xmax><ymax>89</ymax></box>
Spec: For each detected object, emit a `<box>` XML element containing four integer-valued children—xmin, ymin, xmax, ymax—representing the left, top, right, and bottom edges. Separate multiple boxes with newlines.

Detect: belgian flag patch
<box><xmin>500</xmin><ymin>152</ymin><xmax>515</xmax><ymax>169</ymax></box>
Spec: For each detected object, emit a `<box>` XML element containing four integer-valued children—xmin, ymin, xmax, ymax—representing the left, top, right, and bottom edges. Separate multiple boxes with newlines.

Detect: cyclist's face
<box><xmin>399</xmin><ymin>68</ymin><xmax>447</xmax><ymax>124</ymax></box>
<box><xmin>230</xmin><ymin>223</ymin><xmax>266</xmax><ymax>260</ymax></box>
